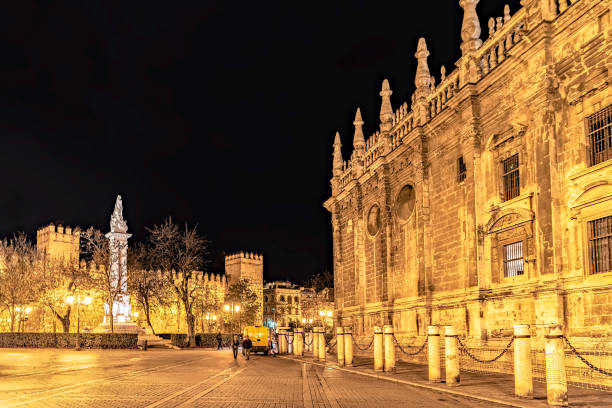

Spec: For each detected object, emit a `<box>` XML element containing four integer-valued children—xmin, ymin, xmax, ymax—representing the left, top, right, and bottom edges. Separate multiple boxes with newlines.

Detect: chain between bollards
<box><xmin>563</xmin><ymin>335</ymin><xmax>612</xmax><ymax>376</ymax></box>
<box><xmin>393</xmin><ymin>333</ymin><xmax>428</xmax><ymax>356</ymax></box>
<box><xmin>456</xmin><ymin>336</ymin><xmax>514</xmax><ymax>363</ymax></box>
<box><xmin>351</xmin><ymin>333</ymin><xmax>374</xmax><ymax>351</ymax></box>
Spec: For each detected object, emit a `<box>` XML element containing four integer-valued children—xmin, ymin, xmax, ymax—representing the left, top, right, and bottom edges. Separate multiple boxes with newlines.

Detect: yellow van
<box><xmin>243</xmin><ymin>326</ymin><xmax>271</xmax><ymax>355</ymax></box>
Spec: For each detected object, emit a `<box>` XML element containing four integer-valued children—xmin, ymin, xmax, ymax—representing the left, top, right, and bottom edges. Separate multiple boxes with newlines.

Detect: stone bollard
<box><xmin>444</xmin><ymin>325</ymin><xmax>460</xmax><ymax>386</ymax></box>
<box><xmin>313</xmin><ymin>327</ymin><xmax>320</xmax><ymax>361</ymax></box>
<box><xmin>428</xmin><ymin>326</ymin><xmax>441</xmax><ymax>382</ymax></box>
<box><xmin>279</xmin><ymin>329</ymin><xmax>287</xmax><ymax>354</ymax></box>
<box><xmin>344</xmin><ymin>327</ymin><xmax>353</xmax><ymax>366</ymax></box>
<box><xmin>305</xmin><ymin>330</ymin><xmax>312</xmax><ymax>353</ymax></box>
<box><xmin>294</xmin><ymin>328</ymin><xmax>304</xmax><ymax>356</ymax></box>
<box><xmin>545</xmin><ymin>324</ymin><xmax>568</xmax><ymax>406</ymax></box>
<box><xmin>319</xmin><ymin>328</ymin><xmax>327</xmax><ymax>362</ymax></box>
<box><xmin>336</xmin><ymin>326</ymin><xmax>345</xmax><ymax>366</ymax></box>
<box><xmin>288</xmin><ymin>331</ymin><xmax>294</xmax><ymax>355</ymax></box>
<box><xmin>383</xmin><ymin>325</ymin><xmax>395</xmax><ymax>372</ymax></box>
<box><xmin>374</xmin><ymin>326</ymin><xmax>384</xmax><ymax>372</ymax></box>
<box><xmin>513</xmin><ymin>324</ymin><xmax>533</xmax><ymax>398</ymax></box>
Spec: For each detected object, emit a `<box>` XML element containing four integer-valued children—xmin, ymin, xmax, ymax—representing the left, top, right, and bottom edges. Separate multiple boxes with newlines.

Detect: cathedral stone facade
<box><xmin>324</xmin><ymin>0</ymin><xmax>612</xmax><ymax>340</ymax></box>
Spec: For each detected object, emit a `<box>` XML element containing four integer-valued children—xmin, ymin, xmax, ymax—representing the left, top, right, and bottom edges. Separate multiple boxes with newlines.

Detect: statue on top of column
<box><xmin>110</xmin><ymin>195</ymin><xmax>128</xmax><ymax>233</ymax></box>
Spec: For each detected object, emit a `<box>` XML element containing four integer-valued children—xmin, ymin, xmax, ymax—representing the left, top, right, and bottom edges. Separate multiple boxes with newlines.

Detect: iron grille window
<box><xmin>588</xmin><ymin>105</ymin><xmax>612</xmax><ymax>166</ymax></box>
<box><xmin>503</xmin><ymin>241</ymin><xmax>524</xmax><ymax>277</ymax></box>
<box><xmin>502</xmin><ymin>154</ymin><xmax>520</xmax><ymax>201</ymax></box>
<box><xmin>458</xmin><ymin>156</ymin><xmax>467</xmax><ymax>182</ymax></box>
<box><xmin>588</xmin><ymin>215</ymin><xmax>612</xmax><ymax>274</ymax></box>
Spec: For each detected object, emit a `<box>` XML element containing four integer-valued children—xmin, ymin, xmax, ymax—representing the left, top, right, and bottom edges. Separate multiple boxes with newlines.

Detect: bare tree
<box><xmin>147</xmin><ymin>218</ymin><xmax>209</xmax><ymax>347</ymax></box>
<box><xmin>128</xmin><ymin>242</ymin><xmax>170</xmax><ymax>334</ymax></box>
<box><xmin>0</xmin><ymin>233</ymin><xmax>41</xmax><ymax>332</ymax></box>
<box><xmin>81</xmin><ymin>227</ymin><xmax>125</xmax><ymax>333</ymax></box>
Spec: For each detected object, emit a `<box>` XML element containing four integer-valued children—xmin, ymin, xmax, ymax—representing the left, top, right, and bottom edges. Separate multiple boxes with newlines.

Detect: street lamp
<box><xmin>16</xmin><ymin>307</ymin><xmax>32</xmax><ymax>333</ymax></box>
<box><xmin>224</xmin><ymin>302</ymin><xmax>241</xmax><ymax>333</ymax></box>
<box><xmin>67</xmin><ymin>291</ymin><xmax>92</xmax><ymax>350</ymax></box>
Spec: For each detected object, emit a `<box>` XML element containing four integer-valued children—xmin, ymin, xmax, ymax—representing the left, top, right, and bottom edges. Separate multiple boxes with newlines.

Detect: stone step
<box><xmin>138</xmin><ymin>334</ymin><xmax>180</xmax><ymax>349</ymax></box>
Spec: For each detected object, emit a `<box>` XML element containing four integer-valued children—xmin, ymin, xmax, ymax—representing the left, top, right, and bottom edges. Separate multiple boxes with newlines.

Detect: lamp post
<box><xmin>16</xmin><ymin>307</ymin><xmax>32</xmax><ymax>333</ymax></box>
<box><xmin>205</xmin><ymin>313</ymin><xmax>218</xmax><ymax>333</ymax></box>
<box><xmin>224</xmin><ymin>303</ymin><xmax>241</xmax><ymax>333</ymax></box>
<box><xmin>66</xmin><ymin>291</ymin><xmax>92</xmax><ymax>350</ymax></box>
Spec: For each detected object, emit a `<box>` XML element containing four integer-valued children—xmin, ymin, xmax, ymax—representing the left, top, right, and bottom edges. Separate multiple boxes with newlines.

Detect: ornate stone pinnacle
<box><xmin>441</xmin><ymin>65</ymin><xmax>447</xmax><ymax>81</ymax></box>
<box><xmin>414</xmin><ymin>38</ymin><xmax>431</xmax><ymax>91</ymax></box>
<box><xmin>333</xmin><ymin>132</ymin><xmax>343</xmax><ymax>177</ymax></box>
<box><xmin>110</xmin><ymin>195</ymin><xmax>128</xmax><ymax>233</ymax></box>
<box><xmin>504</xmin><ymin>5</ymin><xmax>511</xmax><ymax>23</ymax></box>
<box><xmin>379</xmin><ymin>79</ymin><xmax>394</xmax><ymax>130</ymax></box>
<box><xmin>459</xmin><ymin>0</ymin><xmax>482</xmax><ymax>55</ymax></box>
<box><xmin>353</xmin><ymin>108</ymin><xmax>365</xmax><ymax>149</ymax></box>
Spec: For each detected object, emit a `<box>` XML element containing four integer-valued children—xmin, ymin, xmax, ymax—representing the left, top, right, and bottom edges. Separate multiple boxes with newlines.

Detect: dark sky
<box><xmin>0</xmin><ymin>0</ymin><xmax>521</xmax><ymax>282</ymax></box>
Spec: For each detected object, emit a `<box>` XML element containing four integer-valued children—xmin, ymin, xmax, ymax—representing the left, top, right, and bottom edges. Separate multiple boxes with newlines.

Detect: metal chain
<box><xmin>393</xmin><ymin>334</ymin><xmax>428</xmax><ymax>356</ymax></box>
<box><xmin>351</xmin><ymin>333</ymin><xmax>374</xmax><ymax>351</ymax></box>
<box><xmin>286</xmin><ymin>334</ymin><xmax>294</xmax><ymax>345</ymax></box>
<box><xmin>563</xmin><ymin>336</ymin><xmax>612</xmax><ymax>377</ymax></box>
<box><xmin>303</xmin><ymin>332</ymin><xmax>313</xmax><ymax>346</ymax></box>
<box><xmin>327</xmin><ymin>338</ymin><xmax>337</xmax><ymax>350</ymax></box>
<box><xmin>456</xmin><ymin>336</ymin><xmax>514</xmax><ymax>364</ymax></box>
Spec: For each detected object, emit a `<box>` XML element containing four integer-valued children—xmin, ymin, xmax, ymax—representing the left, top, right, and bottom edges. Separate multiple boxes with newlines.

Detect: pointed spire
<box><xmin>414</xmin><ymin>38</ymin><xmax>431</xmax><ymax>92</ymax></box>
<box><xmin>459</xmin><ymin>0</ymin><xmax>482</xmax><ymax>55</ymax></box>
<box><xmin>353</xmin><ymin>107</ymin><xmax>365</xmax><ymax>150</ymax></box>
<box><xmin>332</xmin><ymin>132</ymin><xmax>343</xmax><ymax>177</ymax></box>
<box><xmin>379</xmin><ymin>79</ymin><xmax>394</xmax><ymax>131</ymax></box>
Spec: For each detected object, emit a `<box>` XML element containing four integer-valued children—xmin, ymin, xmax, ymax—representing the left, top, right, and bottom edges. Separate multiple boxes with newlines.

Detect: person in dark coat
<box><xmin>242</xmin><ymin>335</ymin><xmax>253</xmax><ymax>360</ymax></box>
<box><xmin>216</xmin><ymin>332</ymin><xmax>223</xmax><ymax>350</ymax></box>
<box><xmin>232</xmin><ymin>334</ymin><xmax>240</xmax><ymax>359</ymax></box>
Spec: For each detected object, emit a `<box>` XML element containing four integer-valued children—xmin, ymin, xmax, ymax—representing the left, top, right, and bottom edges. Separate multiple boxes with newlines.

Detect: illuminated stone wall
<box><xmin>324</xmin><ymin>0</ymin><xmax>612</xmax><ymax>340</ymax></box>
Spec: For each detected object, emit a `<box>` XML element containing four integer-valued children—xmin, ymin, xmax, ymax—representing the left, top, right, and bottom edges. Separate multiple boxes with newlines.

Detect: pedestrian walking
<box><xmin>270</xmin><ymin>333</ymin><xmax>278</xmax><ymax>357</ymax></box>
<box><xmin>232</xmin><ymin>334</ymin><xmax>240</xmax><ymax>359</ymax></box>
<box><xmin>242</xmin><ymin>335</ymin><xmax>252</xmax><ymax>360</ymax></box>
<box><xmin>216</xmin><ymin>332</ymin><xmax>223</xmax><ymax>350</ymax></box>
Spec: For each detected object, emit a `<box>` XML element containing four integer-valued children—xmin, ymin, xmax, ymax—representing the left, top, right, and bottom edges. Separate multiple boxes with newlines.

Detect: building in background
<box><xmin>324</xmin><ymin>0</ymin><xmax>612</xmax><ymax>340</ymax></box>
<box><xmin>263</xmin><ymin>281</ymin><xmax>334</xmax><ymax>330</ymax></box>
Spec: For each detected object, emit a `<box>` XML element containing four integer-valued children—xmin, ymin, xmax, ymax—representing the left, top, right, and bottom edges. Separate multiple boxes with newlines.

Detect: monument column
<box><xmin>103</xmin><ymin>195</ymin><xmax>134</xmax><ymax>329</ymax></box>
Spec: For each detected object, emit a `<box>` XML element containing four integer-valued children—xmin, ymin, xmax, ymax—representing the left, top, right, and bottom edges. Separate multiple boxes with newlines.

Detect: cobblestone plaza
<box><xmin>0</xmin><ymin>349</ymin><xmax>501</xmax><ymax>408</ymax></box>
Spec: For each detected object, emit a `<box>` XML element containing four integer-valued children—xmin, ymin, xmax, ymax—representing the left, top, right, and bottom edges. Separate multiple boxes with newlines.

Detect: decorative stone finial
<box><xmin>333</xmin><ymin>132</ymin><xmax>343</xmax><ymax>177</ymax></box>
<box><xmin>379</xmin><ymin>79</ymin><xmax>394</xmax><ymax>131</ymax></box>
<box><xmin>459</xmin><ymin>0</ymin><xmax>482</xmax><ymax>55</ymax></box>
<box><xmin>488</xmin><ymin>17</ymin><xmax>496</xmax><ymax>37</ymax></box>
<box><xmin>440</xmin><ymin>65</ymin><xmax>446</xmax><ymax>81</ymax></box>
<box><xmin>414</xmin><ymin>38</ymin><xmax>431</xmax><ymax>91</ymax></box>
<box><xmin>353</xmin><ymin>107</ymin><xmax>365</xmax><ymax>149</ymax></box>
<box><xmin>496</xmin><ymin>17</ymin><xmax>503</xmax><ymax>31</ymax></box>
<box><xmin>504</xmin><ymin>5</ymin><xmax>511</xmax><ymax>23</ymax></box>
<box><xmin>110</xmin><ymin>195</ymin><xmax>128</xmax><ymax>233</ymax></box>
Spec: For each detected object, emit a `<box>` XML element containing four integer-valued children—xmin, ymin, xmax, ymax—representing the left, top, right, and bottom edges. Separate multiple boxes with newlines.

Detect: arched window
<box><xmin>264</xmin><ymin>295</ymin><xmax>268</xmax><ymax>303</ymax></box>
<box><xmin>280</xmin><ymin>295</ymin><xmax>285</xmax><ymax>302</ymax></box>
<box><xmin>287</xmin><ymin>296</ymin><xmax>292</xmax><ymax>304</ymax></box>
<box><xmin>294</xmin><ymin>296</ymin><xmax>299</xmax><ymax>303</ymax></box>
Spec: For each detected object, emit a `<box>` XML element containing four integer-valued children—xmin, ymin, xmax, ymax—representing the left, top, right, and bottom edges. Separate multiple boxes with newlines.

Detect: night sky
<box><xmin>0</xmin><ymin>0</ymin><xmax>521</xmax><ymax>282</ymax></box>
